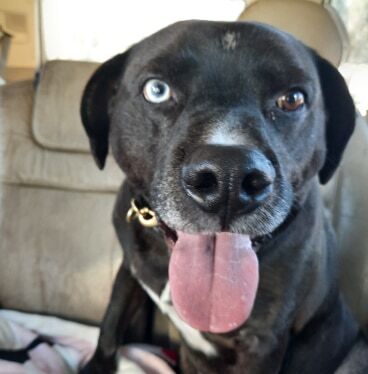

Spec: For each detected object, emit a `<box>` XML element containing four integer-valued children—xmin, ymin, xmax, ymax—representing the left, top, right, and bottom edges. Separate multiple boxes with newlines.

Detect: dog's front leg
<box><xmin>80</xmin><ymin>263</ymin><xmax>145</xmax><ymax>374</ymax></box>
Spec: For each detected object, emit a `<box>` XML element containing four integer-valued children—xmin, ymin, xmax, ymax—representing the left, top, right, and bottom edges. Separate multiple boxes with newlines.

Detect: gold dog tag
<box><xmin>126</xmin><ymin>199</ymin><xmax>158</xmax><ymax>228</ymax></box>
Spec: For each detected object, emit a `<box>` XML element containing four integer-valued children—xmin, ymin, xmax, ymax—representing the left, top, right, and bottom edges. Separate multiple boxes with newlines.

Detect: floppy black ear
<box><xmin>81</xmin><ymin>52</ymin><xmax>129</xmax><ymax>169</ymax></box>
<box><xmin>314</xmin><ymin>55</ymin><xmax>356</xmax><ymax>184</ymax></box>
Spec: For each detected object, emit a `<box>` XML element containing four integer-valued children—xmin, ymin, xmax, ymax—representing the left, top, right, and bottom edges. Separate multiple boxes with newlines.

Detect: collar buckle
<box><xmin>126</xmin><ymin>198</ymin><xmax>158</xmax><ymax>228</ymax></box>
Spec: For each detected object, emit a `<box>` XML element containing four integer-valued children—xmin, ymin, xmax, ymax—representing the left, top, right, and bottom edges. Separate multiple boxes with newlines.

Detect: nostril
<box><xmin>242</xmin><ymin>171</ymin><xmax>272</xmax><ymax>197</ymax></box>
<box><xmin>182</xmin><ymin>166</ymin><xmax>222</xmax><ymax>212</ymax></box>
<box><xmin>185</xmin><ymin>170</ymin><xmax>218</xmax><ymax>194</ymax></box>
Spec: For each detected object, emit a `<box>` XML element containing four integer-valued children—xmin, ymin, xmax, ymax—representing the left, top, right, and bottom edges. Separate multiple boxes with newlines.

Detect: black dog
<box><xmin>80</xmin><ymin>21</ymin><xmax>366</xmax><ymax>373</ymax></box>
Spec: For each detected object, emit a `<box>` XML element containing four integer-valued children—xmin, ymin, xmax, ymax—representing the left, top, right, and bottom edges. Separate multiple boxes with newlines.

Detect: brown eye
<box><xmin>276</xmin><ymin>91</ymin><xmax>305</xmax><ymax>111</ymax></box>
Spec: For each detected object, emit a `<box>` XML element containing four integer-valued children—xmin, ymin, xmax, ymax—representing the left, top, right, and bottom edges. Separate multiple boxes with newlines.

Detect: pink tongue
<box><xmin>169</xmin><ymin>232</ymin><xmax>259</xmax><ymax>333</ymax></box>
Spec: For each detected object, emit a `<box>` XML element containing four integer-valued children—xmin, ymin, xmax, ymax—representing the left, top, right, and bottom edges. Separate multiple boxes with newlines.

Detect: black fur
<box><xmin>79</xmin><ymin>21</ymin><xmax>366</xmax><ymax>374</ymax></box>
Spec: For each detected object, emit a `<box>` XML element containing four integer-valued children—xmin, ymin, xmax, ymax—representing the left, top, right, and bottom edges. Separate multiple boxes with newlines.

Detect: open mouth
<box><xmin>158</xmin><ymin>220</ymin><xmax>260</xmax><ymax>334</ymax></box>
<box><xmin>159</xmin><ymin>221</ymin><xmax>265</xmax><ymax>252</ymax></box>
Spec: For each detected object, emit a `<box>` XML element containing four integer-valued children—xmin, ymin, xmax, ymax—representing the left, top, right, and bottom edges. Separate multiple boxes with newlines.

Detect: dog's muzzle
<box><xmin>124</xmin><ymin>146</ymin><xmax>278</xmax><ymax>334</ymax></box>
<box><xmin>181</xmin><ymin>145</ymin><xmax>276</xmax><ymax>225</ymax></box>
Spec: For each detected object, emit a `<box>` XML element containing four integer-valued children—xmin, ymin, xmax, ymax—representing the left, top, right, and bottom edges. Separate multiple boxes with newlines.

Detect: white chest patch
<box><xmin>138</xmin><ymin>280</ymin><xmax>218</xmax><ymax>357</ymax></box>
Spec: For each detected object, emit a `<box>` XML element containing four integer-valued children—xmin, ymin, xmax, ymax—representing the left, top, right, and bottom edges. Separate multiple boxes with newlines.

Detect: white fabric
<box><xmin>0</xmin><ymin>310</ymin><xmax>175</xmax><ymax>374</ymax></box>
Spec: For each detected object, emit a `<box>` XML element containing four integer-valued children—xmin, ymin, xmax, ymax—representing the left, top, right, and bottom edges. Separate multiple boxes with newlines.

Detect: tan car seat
<box><xmin>238</xmin><ymin>0</ymin><xmax>349</xmax><ymax>66</ymax></box>
<box><xmin>0</xmin><ymin>61</ymin><xmax>123</xmax><ymax>323</ymax></box>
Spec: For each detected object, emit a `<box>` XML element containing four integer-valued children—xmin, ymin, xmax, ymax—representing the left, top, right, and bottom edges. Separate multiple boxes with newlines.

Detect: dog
<box><xmin>79</xmin><ymin>21</ymin><xmax>368</xmax><ymax>373</ymax></box>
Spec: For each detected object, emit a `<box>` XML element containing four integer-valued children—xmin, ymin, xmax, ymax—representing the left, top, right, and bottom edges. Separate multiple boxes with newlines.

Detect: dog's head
<box><xmin>81</xmin><ymin>21</ymin><xmax>355</xmax><ymax>333</ymax></box>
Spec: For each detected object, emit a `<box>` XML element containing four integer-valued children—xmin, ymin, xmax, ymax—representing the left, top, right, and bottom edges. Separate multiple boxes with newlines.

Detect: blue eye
<box><xmin>143</xmin><ymin>79</ymin><xmax>171</xmax><ymax>103</ymax></box>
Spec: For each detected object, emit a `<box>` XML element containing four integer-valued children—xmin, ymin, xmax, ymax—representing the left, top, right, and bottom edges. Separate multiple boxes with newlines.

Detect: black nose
<box><xmin>181</xmin><ymin>145</ymin><xmax>275</xmax><ymax>216</ymax></box>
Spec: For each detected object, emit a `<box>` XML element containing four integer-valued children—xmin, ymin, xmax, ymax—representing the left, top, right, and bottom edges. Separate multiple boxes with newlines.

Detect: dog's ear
<box><xmin>81</xmin><ymin>52</ymin><xmax>129</xmax><ymax>169</ymax></box>
<box><xmin>314</xmin><ymin>54</ymin><xmax>356</xmax><ymax>184</ymax></box>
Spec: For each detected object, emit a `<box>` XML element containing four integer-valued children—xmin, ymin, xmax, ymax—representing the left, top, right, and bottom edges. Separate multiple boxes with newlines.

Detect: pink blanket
<box><xmin>0</xmin><ymin>310</ymin><xmax>176</xmax><ymax>374</ymax></box>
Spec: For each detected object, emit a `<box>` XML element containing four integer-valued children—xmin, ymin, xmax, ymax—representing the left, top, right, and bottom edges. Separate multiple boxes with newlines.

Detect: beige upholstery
<box><xmin>32</xmin><ymin>61</ymin><xmax>96</xmax><ymax>153</ymax></box>
<box><xmin>323</xmin><ymin>116</ymin><xmax>368</xmax><ymax>325</ymax></box>
<box><xmin>0</xmin><ymin>62</ymin><xmax>123</xmax><ymax>323</ymax></box>
<box><xmin>238</xmin><ymin>0</ymin><xmax>349</xmax><ymax>66</ymax></box>
<box><xmin>1</xmin><ymin>78</ymin><xmax>121</xmax><ymax>193</ymax></box>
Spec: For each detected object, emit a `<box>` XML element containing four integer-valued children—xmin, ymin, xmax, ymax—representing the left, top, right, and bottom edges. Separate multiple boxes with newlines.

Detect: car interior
<box><xmin>0</xmin><ymin>0</ymin><xmax>367</xmax><ymax>373</ymax></box>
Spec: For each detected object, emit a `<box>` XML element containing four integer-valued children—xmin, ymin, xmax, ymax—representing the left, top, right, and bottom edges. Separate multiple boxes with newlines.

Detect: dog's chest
<box><xmin>137</xmin><ymin>277</ymin><xmax>218</xmax><ymax>357</ymax></box>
